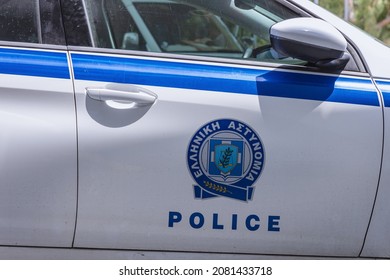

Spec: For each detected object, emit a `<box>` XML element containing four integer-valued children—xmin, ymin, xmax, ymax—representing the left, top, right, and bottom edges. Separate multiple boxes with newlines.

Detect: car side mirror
<box><xmin>121</xmin><ymin>32</ymin><xmax>140</xmax><ymax>50</ymax></box>
<box><xmin>270</xmin><ymin>18</ymin><xmax>350</xmax><ymax>71</ymax></box>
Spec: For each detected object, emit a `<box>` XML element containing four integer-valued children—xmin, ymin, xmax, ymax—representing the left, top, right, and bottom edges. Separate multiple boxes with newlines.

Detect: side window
<box><xmin>74</xmin><ymin>0</ymin><xmax>358</xmax><ymax>70</ymax></box>
<box><xmin>80</xmin><ymin>0</ymin><xmax>303</xmax><ymax>63</ymax></box>
<box><xmin>0</xmin><ymin>0</ymin><xmax>65</xmax><ymax>45</ymax></box>
<box><xmin>0</xmin><ymin>1</ymin><xmax>39</xmax><ymax>43</ymax></box>
<box><xmin>133</xmin><ymin>2</ymin><xmax>244</xmax><ymax>53</ymax></box>
<box><xmin>104</xmin><ymin>0</ymin><xmax>147</xmax><ymax>50</ymax></box>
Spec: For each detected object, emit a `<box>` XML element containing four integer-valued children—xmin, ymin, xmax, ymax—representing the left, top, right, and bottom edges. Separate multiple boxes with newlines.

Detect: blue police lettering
<box><xmin>168</xmin><ymin>211</ymin><xmax>182</xmax><ymax>227</ymax></box>
<box><xmin>231</xmin><ymin>214</ymin><xmax>238</xmax><ymax>230</ymax></box>
<box><xmin>268</xmin><ymin>216</ymin><xmax>281</xmax><ymax>232</ymax></box>
<box><xmin>189</xmin><ymin>212</ymin><xmax>204</xmax><ymax>229</ymax></box>
<box><xmin>213</xmin><ymin>213</ymin><xmax>224</xmax><ymax>230</ymax></box>
<box><xmin>168</xmin><ymin>211</ymin><xmax>280</xmax><ymax>232</ymax></box>
<box><xmin>246</xmin><ymin>214</ymin><xmax>260</xmax><ymax>231</ymax></box>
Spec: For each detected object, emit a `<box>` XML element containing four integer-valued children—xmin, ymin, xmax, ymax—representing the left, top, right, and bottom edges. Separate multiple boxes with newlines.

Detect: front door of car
<box><xmin>68</xmin><ymin>0</ymin><xmax>383</xmax><ymax>257</ymax></box>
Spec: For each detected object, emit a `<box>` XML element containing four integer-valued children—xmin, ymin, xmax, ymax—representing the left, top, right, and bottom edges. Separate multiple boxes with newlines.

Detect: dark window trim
<box><xmin>36</xmin><ymin>0</ymin><xmax>43</xmax><ymax>43</ymax></box>
<box><xmin>40</xmin><ymin>0</ymin><xmax>67</xmax><ymax>45</ymax></box>
<box><xmin>59</xmin><ymin>0</ymin><xmax>92</xmax><ymax>47</ymax></box>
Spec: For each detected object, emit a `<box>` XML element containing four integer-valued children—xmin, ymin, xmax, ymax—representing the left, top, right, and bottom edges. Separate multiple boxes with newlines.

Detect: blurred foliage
<box><xmin>318</xmin><ymin>0</ymin><xmax>344</xmax><ymax>17</ymax></box>
<box><xmin>317</xmin><ymin>0</ymin><xmax>390</xmax><ymax>45</ymax></box>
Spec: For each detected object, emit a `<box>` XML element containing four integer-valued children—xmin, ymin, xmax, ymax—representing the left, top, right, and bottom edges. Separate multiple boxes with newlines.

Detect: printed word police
<box><xmin>168</xmin><ymin>211</ymin><xmax>280</xmax><ymax>232</ymax></box>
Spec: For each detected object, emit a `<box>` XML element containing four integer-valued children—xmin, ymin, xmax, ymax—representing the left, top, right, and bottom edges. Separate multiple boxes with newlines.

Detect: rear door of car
<box><xmin>63</xmin><ymin>0</ymin><xmax>383</xmax><ymax>257</ymax></box>
<box><xmin>0</xmin><ymin>0</ymin><xmax>77</xmax><ymax>247</ymax></box>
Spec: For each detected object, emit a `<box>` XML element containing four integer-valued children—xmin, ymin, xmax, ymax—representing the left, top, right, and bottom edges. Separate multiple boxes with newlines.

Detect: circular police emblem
<box><xmin>187</xmin><ymin>119</ymin><xmax>265</xmax><ymax>202</ymax></box>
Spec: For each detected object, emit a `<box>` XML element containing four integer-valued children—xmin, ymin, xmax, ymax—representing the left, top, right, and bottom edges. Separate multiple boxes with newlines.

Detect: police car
<box><xmin>1</xmin><ymin>0</ymin><xmax>390</xmax><ymax>259</ymax></box>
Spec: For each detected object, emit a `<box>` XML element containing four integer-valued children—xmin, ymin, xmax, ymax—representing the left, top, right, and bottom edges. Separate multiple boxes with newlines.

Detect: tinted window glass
<box><xmin>0</xmin><ymin>0</ymin><xmax>66</xmax><ymax>45</ymax></box>
<box><xmin>80</xmin><ymin>0</ymin><xmax>305</xmax><ymax>64</ymax></box>
<box><xmin>104</xmin><ymin>0</ymin><xmax>147</xmax><ymax>50</ymax></box>
<box><xmin>63</xmin><ymin>0</ymin><xmax>360</xmax><ymax>71</ymax></box>
<box><xmin>134</xmin><ymin>3</ymin><xmax>242</xmax><ymax>53</ymax></box>
<box><xmin>0</xmin><ymin>0</ymin><xmax>40</xmax><ymax>43</ymax></box>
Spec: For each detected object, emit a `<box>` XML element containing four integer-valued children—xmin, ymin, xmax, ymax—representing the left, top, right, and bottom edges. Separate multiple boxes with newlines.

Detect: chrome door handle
<box><xmin>86</xmin><ymin>87</ymin><xmax>157</xmax><ymax>106</ymax></box>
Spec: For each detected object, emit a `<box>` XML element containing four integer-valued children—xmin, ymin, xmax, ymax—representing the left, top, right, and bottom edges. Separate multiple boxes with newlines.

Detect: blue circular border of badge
<box><xmin>187</xmin><ymin>119</ymin><xmax>265</xmax><ymax>201</ymax></box>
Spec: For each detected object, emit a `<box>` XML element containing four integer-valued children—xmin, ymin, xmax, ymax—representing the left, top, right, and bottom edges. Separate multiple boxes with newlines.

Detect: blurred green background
<box><xmin>315</xmin><ymin>0</ymin><xmax>390</xmax><ymax>45</ymax></box>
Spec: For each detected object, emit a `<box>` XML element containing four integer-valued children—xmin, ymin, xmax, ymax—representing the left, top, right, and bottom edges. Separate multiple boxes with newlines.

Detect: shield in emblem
<box><xmin>209</xmin><ymin>139</ymin><xmax>243</xmax><ymax>177</ymax></box>
<box><xmin>215</xmin><ymin>144</ymin><xmax>238</xmax><ymax>174</ymax></box>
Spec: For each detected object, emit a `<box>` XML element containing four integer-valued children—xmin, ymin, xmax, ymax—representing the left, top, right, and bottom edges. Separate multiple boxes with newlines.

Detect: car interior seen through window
<box><xmin>82</xmin><ymin>0</ymin><xmax>308</xmax><ymax>65</ymax></box>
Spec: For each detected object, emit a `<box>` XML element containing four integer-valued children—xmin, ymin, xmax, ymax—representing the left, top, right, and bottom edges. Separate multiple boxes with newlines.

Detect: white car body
<box><xmin>1</xmin><ymin>0</ymin><xmax>390</xmax><ymax>259</ymax></box>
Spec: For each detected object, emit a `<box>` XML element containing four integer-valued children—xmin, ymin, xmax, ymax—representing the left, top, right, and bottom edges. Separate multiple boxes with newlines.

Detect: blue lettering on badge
<box><xmin>187</xmin><ymin>119</ymin><xmax>265</xmax><ymax>202</ymax></box>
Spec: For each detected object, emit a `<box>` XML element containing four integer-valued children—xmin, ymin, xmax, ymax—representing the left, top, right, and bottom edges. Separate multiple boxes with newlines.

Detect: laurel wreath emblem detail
<box><xmin>219</xmin><ymin>147</ymin><xmax>233</xmax><ymax>168</ymax></box>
